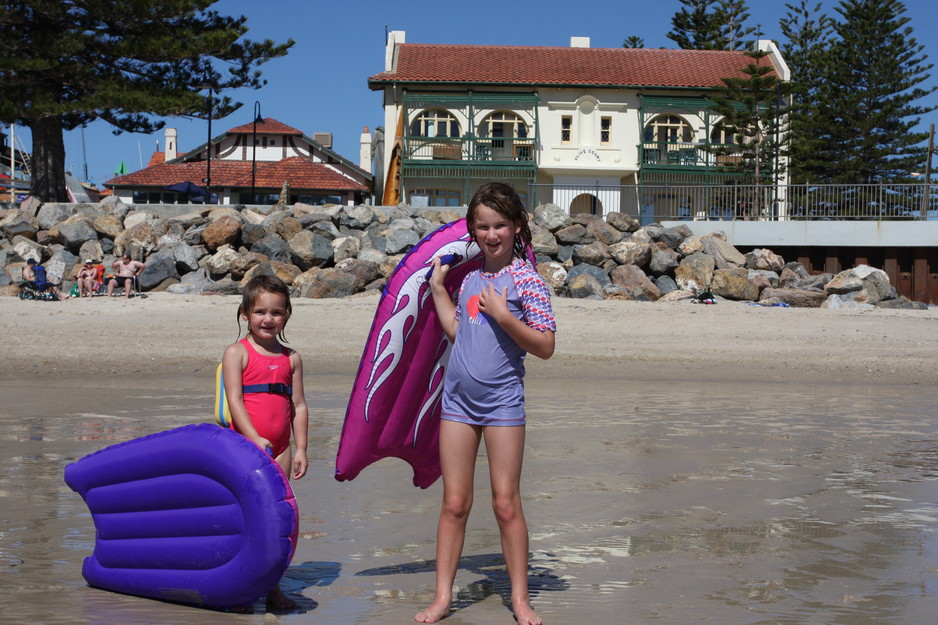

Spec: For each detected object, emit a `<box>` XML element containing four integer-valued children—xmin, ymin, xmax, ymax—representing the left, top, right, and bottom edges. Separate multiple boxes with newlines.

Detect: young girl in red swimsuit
<box><xmin>222</xmin><ymin>275</ymin><xmax>309</xmax><ymax>611</ymax></box>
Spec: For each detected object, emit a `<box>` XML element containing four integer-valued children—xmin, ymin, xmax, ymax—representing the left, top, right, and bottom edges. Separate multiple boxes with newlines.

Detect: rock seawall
<box><xmin>0</xmin><ymin>197</ymin><xmax>926</xmax><ymax>309</ymax></box>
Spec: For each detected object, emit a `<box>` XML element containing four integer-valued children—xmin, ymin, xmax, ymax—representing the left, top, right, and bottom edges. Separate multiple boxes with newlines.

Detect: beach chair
<box><xmin>18</xmin><ymin>281</ymin><xmax>59</xmax><ymax>301</ymax></box>
<box><xmin>105</xmin><ymin>274</ymin><xmax>141</xmax><ymax>298</ymax></box>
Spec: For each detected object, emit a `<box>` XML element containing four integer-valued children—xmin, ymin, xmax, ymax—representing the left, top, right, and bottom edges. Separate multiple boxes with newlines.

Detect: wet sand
<box><xmin>1</xmin><ymin>294</ymin><xmax>937</xmax><ymax>624</ymax></box>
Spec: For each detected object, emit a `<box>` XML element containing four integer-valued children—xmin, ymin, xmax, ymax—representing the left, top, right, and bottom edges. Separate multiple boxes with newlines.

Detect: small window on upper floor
<box><xmin>601</xmin><ymin>116</ymin><xmax>611</xmax><ymax>144</ymax></box>
<box><xmin>561</xmin><ymin>116</ymin><xmax>572</xmax><ymax>144</ymax></box>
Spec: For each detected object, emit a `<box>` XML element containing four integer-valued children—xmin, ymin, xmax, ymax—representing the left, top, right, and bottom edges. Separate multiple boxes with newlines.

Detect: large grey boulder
<box><xmin>566</xmin><ymin>263</ymin><xmax>610</xmax><ymax>289</ymax></box>
<box><xmin>674</xmin><ymin>251</ymin><xmax>715</xmax><ymax>293</ymax></box>
<box><xmin>759</xmin><ymin>287</ymin><xmax>828</xmax><ymax>308</ymax></box>
<box><xmin>825</xmin><ymin>265</ymin><xmax>895</xmax><ymax>304</ymax></box>
<box><xmin>56</xmin><ymin>220</ymin><xmax>98</xmax><ymax>252</ymax></box>
<box><xmin>711</xmin><ymin>267</ymin><xmax>760</xmax><ymax>301</ymax></box>
<box><xmin>252</xmin><ymin>235</ymin><xmax>292</xmax><ymax>264</ymax></box>
<box><xmin>566</xmin><ymin>273</ymin><xmax>605</xmax><ymax>299</ymax></box>
<box><xmin>384</xmin><ymin>227</ymin><xmax>419</xmax><ymax>255</ymax></box>
<box><xmin>288</xmin><ymin>230</ymin><xmax>333</xmax><ymax>270</ymax></box>
<box><xmin>533</xmin><ymin>203</ymin><xmax>570</xmax><ymax>232</ymax></box>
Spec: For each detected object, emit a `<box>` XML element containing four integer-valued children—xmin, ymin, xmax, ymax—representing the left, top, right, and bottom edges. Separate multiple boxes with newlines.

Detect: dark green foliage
<box><xmin>718</xmin><ymin>0</ymin><xmax>757</xmax><ymax>51</ymax></box>
<box><xmin>780</xmin><ymin>1</ymin><xmax>835</xmax><ymax>183</ymax></box>
<box><xmin>667</xmin><ymin>0</ymin><xmax>755</xmax><ymax>51</ymax></box>
<box><xmin>707</xmin><ymin>49</ymin><xmax>787</xmax><ymax>194</ymax></box>
<box><xmin>623</xmin><ymin>36</ymin><xmax>646</xmax><ymax>49</ymax></box>
<box><xmin>798</xmin><ymin>0</ymin><xmax>935</xmax><ymax>183</ymax></box>
<box><xmin>0</xmin><ymin>0</ymin><xmax>294</xmax><ymax>200</ymax></box>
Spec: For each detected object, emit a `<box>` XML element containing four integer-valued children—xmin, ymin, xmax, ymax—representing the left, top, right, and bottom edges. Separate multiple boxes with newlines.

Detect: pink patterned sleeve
<box><xmin>510</xmin><ymin>263</ymin><xmax>557</xmax><ymax>332</ymax></box>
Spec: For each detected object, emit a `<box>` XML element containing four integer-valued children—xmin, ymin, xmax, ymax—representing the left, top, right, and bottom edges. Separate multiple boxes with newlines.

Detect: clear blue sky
<box><xmin>30</xmin><ymin>0</ymin><xmax>938</xmax><ymax>187</ymax></box>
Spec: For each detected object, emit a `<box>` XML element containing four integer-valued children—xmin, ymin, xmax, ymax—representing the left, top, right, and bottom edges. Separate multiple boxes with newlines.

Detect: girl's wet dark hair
<box><xmin>237</xmin><ymin>275</ymin><xmax>293</xmax><ymax>342</ymax></box>
<box><xmin>466</xmin><ymin>182</ymin><xmax>532</xmax><ymax>262</ymax></box>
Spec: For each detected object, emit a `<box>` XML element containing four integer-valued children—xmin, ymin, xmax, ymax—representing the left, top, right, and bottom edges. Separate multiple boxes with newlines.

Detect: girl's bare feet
<box><xmin>513</xmin><ymin>601</ymin><xmax>542</xmax><ymax>625</ymax></box>
<box><xmin>266</xmin><ymin>585</ymin><xmax>298</xmax><ymax>611</ymax></box>
<box><xmin>415</xmin><ymin>600</ymin><xmax>450</xmax><ymax>623</ymax></box>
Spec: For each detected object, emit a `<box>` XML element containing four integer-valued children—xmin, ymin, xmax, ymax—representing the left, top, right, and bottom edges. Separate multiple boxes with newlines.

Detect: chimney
<box><xmin>570</xmin><ymin>36</ymin><xmax>590</xmax><ymax>48</ymax></box>
<box><xmin>313</xmin><ymin>132</ymin><xmax>333</xmax><ymax>149</ymax></box>
<box><xmin>386</xmin><ymin>30</ymin><xmax>405</xmax><ymax>72</ymax></box>
<box><xmin>165</xmin><ymin>128</ymin><xmax>177</xmax><ymax>161</ymax></box>
<box><xmin>360</xmin><ymin>126</ymin><xmax>372</xmax><ymax>173</ymax></box>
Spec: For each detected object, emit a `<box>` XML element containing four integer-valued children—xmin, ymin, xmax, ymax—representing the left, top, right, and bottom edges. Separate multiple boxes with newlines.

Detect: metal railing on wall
<box><xmin>529</xmin><ymin>182</ymin><xmax>937</xmax><ymax>223</ymax></box>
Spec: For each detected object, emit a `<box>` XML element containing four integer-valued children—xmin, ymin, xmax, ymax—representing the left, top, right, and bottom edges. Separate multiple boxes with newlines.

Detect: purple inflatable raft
<box><xmin>335</xmin><ymin>218</ymin><xmax>484</xmax><ymax>488</ymax></box>
<box><xmin>64</xmin><ymin>423</ymin><xmax>298</xmax><ymax>609</ymax></box>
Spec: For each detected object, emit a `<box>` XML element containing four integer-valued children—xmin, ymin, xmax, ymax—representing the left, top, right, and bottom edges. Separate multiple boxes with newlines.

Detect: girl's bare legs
<box><xmin>416</xmin><ymin>421</ymin><xmax>483</xmax><ymax>623</ymax></box>
<box><xmin>484</xmin><ymin>425</ymin><xmax>542</xmax><ymax>625</ymax></box>
<box><xmin>266</xmin><ymin>447</ymin><xmax>298</xmax><ymax>611</ymax></box>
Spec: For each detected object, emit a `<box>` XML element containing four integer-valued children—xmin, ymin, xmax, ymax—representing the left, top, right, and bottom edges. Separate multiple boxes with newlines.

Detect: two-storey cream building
<box><xmin>370</xmin><ymin>31</ymin><xmax>789</xmax><ymax>220</ymax></box>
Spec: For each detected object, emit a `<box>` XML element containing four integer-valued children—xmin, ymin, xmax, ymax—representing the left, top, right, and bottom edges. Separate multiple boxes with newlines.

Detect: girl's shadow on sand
<box><xmin>355</xmin><ymin>552</ymin><xmax>568</xmax><ymax>616</ymax></box>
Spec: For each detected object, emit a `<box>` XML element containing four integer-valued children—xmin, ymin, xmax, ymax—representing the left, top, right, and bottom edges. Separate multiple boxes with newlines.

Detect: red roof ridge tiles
<box><xmin>369</xmin><ymin>42</ymin><xmax>773</xmax><ymax>89</ymax></box>
<box><xmin>225</xmin><ymin>118</ymin><xmax>304</xmax><ymax>135</ymax></box>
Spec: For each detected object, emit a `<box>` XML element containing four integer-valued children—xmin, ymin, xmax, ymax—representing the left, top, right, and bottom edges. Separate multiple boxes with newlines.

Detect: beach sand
<box><xmin>3</xmin><ymin>292</ymin><xmax>937</xmax><ymax>385</ymax></box>
<box><xmin>2</xmin><ymin>293</ymin><xmax>937</xmax><ymax>625</ymax></box>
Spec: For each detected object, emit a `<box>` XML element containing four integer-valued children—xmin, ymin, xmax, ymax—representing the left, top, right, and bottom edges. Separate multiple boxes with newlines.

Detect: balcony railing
<box><xmin>402</xmin><ymin>136</ymin><xmax>536</xmax><ymax>164</ymax></box>
<box><xmin>641</xmin><ymin>141</ymin><xmax>743</xmax><ymax>168</ymax></box>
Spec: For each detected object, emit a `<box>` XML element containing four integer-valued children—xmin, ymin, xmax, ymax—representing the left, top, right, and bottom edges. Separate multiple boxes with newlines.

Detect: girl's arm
<box><xmin>478</xmin><ymin>283</ymin><xmax>555</xmax><ymax>360</ymax></box>
<box><xmin>289</xmin><ymin>352</ymin><xmax>309</xmax><ymax>479</ymax></box>
<box><xmin>222</xmin><ymin>342</ymin><xmax>273</xmax><ymax>452</ymax></box>
<box><xmin>428</xmin><ymin>257</ymin><xmax>459</xmax><ymax>341</ymax></box>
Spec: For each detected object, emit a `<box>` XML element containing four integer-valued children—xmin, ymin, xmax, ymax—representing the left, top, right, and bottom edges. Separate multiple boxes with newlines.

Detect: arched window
<box><xmin>478</xmin><ymin>112</ymin><xmax>530</xmax><ymax>160</ymax></box>
<box><xmin>411</xmin><ymin>109</ymin><xmax>460</xmax><ymax>137</ymax></box>
<box><xmin>643</xmin><ymin>114</ymin><xmax>693</xmax><ymax>143</ymax></box>
<box><xmin>478</xmin><ymin>111</ymin><xmax>528</xmax><ymax>140</ymax></box>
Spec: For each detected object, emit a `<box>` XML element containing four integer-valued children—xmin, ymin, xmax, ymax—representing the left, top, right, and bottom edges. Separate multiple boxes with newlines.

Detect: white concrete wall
<box><xmin>662</xmin><ymin>220</ymin><xmax>938</xmax><ymax>247</ymax></box>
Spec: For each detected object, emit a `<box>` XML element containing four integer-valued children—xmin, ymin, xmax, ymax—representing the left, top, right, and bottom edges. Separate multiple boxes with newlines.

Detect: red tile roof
<box><xmin>147</xmin><ymin>152</ymin><xmax>165</xmax><ymax>167</ymax></box>
<box><xmin>105</xmin><ymin>156</ymin><xmax>367</xmax><ymax>192</ymax></box>
<box><xmin>369</xmin><ymin>44</ymin><xmax>775</xmax><ymax>89</ymax></box>
<box><xmin>225</xmin><ymin>118</ymin><xmax>304</xmax><ymax>135</ymax></box>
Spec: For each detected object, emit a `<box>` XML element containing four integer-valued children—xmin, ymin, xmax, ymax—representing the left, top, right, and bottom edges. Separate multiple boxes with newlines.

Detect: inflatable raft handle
<box><xmin>424</xmin><ymin>253</ymin><xmax>462</xmax><ymax>279</ymax></box>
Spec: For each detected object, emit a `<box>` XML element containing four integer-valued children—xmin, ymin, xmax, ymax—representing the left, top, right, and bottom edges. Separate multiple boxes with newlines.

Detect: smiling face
<box><xmin>242</xmin><ymin>290</ymin><xmax>290</xmax><ymax>344</ymax></box>
<box><xmin>470</xmin><ymin>203</ymin><xmax>521</xmax><ymax>272</ymax></box>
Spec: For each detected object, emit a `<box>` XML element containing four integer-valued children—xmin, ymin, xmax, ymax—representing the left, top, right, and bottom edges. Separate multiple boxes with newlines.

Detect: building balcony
<box><xmin>401</xmin><ymin>136</ymin><xmax>536</xmax><ymax>166</ymax></box>
<box><xmin>640</xmin><ymin>141</ymin><xmax>743</xmax><ymax>169</ymax></box>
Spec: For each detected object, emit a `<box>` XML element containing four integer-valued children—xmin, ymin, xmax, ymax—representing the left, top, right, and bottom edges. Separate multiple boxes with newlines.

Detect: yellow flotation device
<box><xmin>214</xmin><ymin>363</ymin><xmax>233</xmax><ymax>427</ymax></box>
<box><xmin>214</xmin><ymin>363</ymin><xmax>293</xmax><ymax>428</ymax></box>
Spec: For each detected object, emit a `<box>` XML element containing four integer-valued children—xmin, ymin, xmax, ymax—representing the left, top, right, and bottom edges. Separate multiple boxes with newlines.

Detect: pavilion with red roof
<box><xmin>104</xmin><ymin>118</ymin><xmax>372</xmax><ymax>207</ymax></box>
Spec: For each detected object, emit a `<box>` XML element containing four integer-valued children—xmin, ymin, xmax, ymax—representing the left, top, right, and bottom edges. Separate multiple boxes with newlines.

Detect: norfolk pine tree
<box><xmin>667</xmin><ymin>0</ymin><xmax>726</xmax><ymax>50</ymax></box>
<box><xmin>779</xmin><ymin>1</ymin><xmax>835</xmax><ymax>183</ymax></box>
<box><xmin>708</xmin><ymin>48</ymin><xmax>788</xmax><ymax>214</ymax></box>
<box><xmin>811</xmin><ymin>0</ymin><xmax>935</xmax><ymax>183</ymax></box>
<box><xmin>667</xmin><ymin>0</ymin><xmax>755</xmax><ymax>51</ymax></box>
<box><xmin>0</xmin><ymin>1</ymin><xmax>293</xmax><ymax>201</ymax></box>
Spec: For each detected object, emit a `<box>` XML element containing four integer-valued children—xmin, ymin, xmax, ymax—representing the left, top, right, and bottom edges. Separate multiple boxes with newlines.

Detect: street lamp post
<box><xmin>773</xmin><ymin>82</ymin><xmax>783</xmax><ymax>219</ymax></box>
<box><xmin>251</xmin><ymin>101</ymin><xmax>263</xmax><ymax>204</ymax></box>
<box><xmin>204</xmin><ymin>85</ymin><xmax>214</xmax><ymax>204</ymax></box>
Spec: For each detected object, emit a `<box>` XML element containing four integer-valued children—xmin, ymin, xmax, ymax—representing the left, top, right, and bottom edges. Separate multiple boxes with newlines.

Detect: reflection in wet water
<box><xmin>1</xmin><ymin>376</ymin><xmax>936</xmax><ymax>624</ymax></box>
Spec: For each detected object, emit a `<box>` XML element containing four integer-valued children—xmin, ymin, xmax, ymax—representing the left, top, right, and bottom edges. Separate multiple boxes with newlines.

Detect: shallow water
<box><xmin>1</xmin><ymin>374</ymin><xmax>936</xmax><ymax>624</ymax></box>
